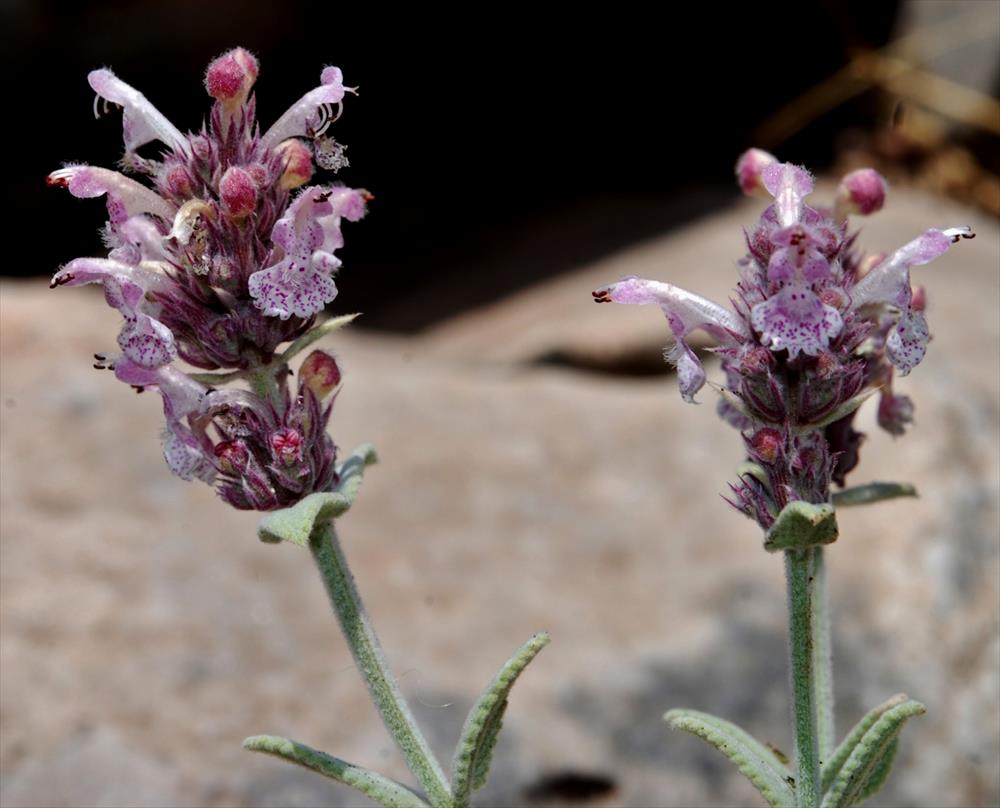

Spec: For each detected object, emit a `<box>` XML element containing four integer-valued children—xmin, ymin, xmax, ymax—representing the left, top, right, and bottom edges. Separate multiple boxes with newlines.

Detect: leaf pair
<box><xmin>244</xmin><ymin>634</ymin><xmax>549</xmax><ymax>808</ymax></box>
<box><xmin>665</xmin><ymin>695</ymin><xmax>924</xmax><ymax>807</ymax></box>
<box><xmin>247</xmin><ymin>445</ymin><xmax>549</xmax><ymax>807</ymax></box>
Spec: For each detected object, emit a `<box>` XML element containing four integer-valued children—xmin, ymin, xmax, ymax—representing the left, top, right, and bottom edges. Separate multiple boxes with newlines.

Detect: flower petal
<box><xmin>751</xmin><ymin>283</ymin><xmax>843</xmax><ymax>357</ymax></box>
<box><xmin>117</xmin><ymin>304</ymin><xmax>177</xmax><ymax>368</ymax></box>
<box><xmin>249</xmin><ymin>185</ymin><xmax>365</xmax><ymax>319</ymax></box>
<box><xmin>247</xmin><ymin>261</ymin><xmax>339</xmax><ymax>320</ymax></box>
<box><xmin>851</xmin><ymin>227</ymin><xmax>969</xmax><ymax>309</ymax></box>
<box><xmin>52</xmin><ymin>258</ymin><xmax>176</xmax><ymax>368</ymax></box>
<box><xmin>50</xmin><ymin>256</ymin><xmax>172</xmax><ymax>295</ymax></box>
<box><xmin>885</xmin><ymin>310</ymin><xmax>930</xmax><ymax>376</ymax></box>
<box><xmin>592</xmin><ymin>276</ymin><xmax>747</xmax><ymax>338</ymax></box>
<box><xmin>261</xmin><ymin>68</ymin><xmax>349</xmax><ymax>150</ymax></box>
<box><xmin>48</xmin><ymin>166</ymin><xmax>175</xmax><ymax>223</ymax></box>
<box><xmin>113</xmin><ymin>360</ymin><xmax>214</xmax><ymax>482</ymax></box>
<box><xmin>163</xmin><ymin>425</ymin><xmax>216</xmax><ymax>482</ymax></box>
<box><xmin>88</xmin><ymin>69</ymin><xmax>188</xmax><ymax>154</ymax></box>
<box><xmin>850</xmin><ymin>226</ymin><xmax>973</xmax><ymax>375</ymax></box>
<box><xmin>592</xmin><ymin>276</ymin><xmax>747</xmax><ymax>402</ymax></box>
<box><xmin>761</xmin><ymin>163</ymin><xmax>814</xmax><ymax>227</ymax></box>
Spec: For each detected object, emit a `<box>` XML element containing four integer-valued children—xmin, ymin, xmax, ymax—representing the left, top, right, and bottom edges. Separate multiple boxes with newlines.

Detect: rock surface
<box><xmin>1</xmin><ymin>189</ymin><xmax>997</xmax><ymax>807</ymax></box>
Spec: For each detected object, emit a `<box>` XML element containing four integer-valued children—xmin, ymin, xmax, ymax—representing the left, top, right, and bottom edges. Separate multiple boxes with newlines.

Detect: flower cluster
<box><xmin>50</xmin><ymin>49</ymin><xmax>367</xmax><ymax>509</ymax></box>
<box><xmin>594</xmin><ymin>149</ymin><xmax>973</xmax><ymax>530</ymax></box>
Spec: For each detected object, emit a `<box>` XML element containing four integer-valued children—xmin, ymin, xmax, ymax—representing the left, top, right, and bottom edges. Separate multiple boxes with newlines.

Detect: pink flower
<box><xmin>594</xmin><ymin>150</ymin><xmax>974</xmax><ymax>519</ymax></box>
<box><xmin>50</xmin><ymin>49</ymin><xmax>366</xmax><ymax>507</ymax></box>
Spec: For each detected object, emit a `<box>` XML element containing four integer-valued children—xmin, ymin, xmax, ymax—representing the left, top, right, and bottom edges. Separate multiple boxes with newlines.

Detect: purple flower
<box><xmin>248</xmin><ymin>185</ymin><xmax>368</xmax><ymax>320</ymax></box>
<box><xmin>51</xmin><ymin>49</ymin><xmax>367</xmax><ymax>509</ymax></box>
<box><xmin>594</xmin><ymin>151</ymin><xmax>974</xmax><ymax>525</ymax></box>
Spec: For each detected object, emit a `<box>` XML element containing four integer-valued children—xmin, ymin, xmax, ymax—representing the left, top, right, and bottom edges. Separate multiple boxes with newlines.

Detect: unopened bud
<box><xmin>740</xmin><ymin>345</ymin><xmax>773</xmax><ymax>374</ymax></box>
<box><xmin>214</xmin><ymin>439</ymin><xmax>249</xmax><ymax>475</ymax></box>
<box><xmin>911</xmin><ymin>285</ymin><xmax>926</xmax><ymax>312</ymax></box>
<box><xmin>219</xmin><ymin>167</ymin><xmax>258</xmax><ymax>218</ymax></box>
<box><xmin>246</xmin><ymin>163</ymin><xmax>269</xmax><ymax>188</ymax></box>
<box><xmin>270</xmin><ymin>428</ymin><xmax>304</xmax><ymax>466</ymax></box>
<box><xmin>299</xmin><ymin>350</ymin><xmax>341</xmax><ymax>400</ymax></box>
<box><xmin>835</xmin><ymin>168</ymin><xmax>887</xmax><ymax>220</ymax></box>
<box><xmin>751</xmin><ymin>428</ymin><xmax>783</xmax><ymax>465</ymax></box>
<box><xmin>205</xmin><ymin>48</ymin><xmax>259</xmax><ymax>108</ymax></box>
<box><xmin>735</xmin><ymin>149</ymin><xmax>778</xmax><ymax>198</ymax></box>
<box><xmin>163</xmin><ymin>163</ymin><xmax>193</xmax><ymax>198</ymax></box>
<box><xmin>190</xmin><ymin>135</ymin><xmax>212</xmax><ymax>161</ymax></box>
<box><xmin>275</xmin><ymin>139</ymin><xmax>314</xmax><ymax>190</ymax></box>
<box><xmin>815</xmin><ymin>352</ymin><xmax>838</xmax><ymax>379</ymax></box>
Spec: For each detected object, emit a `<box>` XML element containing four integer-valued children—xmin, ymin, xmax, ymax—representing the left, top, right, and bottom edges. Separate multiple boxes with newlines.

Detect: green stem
<box><xmin>786</xmin><ymin>548</ymin><xmax>821</xmax><ymax>808</ymax></box>
<box><xmin>310</xmin><ymin>522</ymin><xmax>453</xmax><ymax>808</ymax></box>
<box><xmin>810</xmin><ymin>548</ymin><xmax>835</xmax><ymax>766</ymax></box>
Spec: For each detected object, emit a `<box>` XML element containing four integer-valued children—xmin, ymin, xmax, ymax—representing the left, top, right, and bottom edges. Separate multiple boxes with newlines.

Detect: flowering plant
<box><xmin>593</xmin><ymin>148</ymin><xmax>973</xmax><ymax>807</ymax></box>
<box><xmin>50</xmin><ymin>50</ymin><xmax>545</xmax><ymax>808</ymax></box>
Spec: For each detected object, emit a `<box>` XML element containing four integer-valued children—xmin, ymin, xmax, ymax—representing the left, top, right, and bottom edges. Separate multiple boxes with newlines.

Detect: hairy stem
<box><xmin>810</xmin><ymin>548</ymin><xmax>835</xmax><ymax>765</ymax></box>
<box><xmin>310</xmin><ymin>522</ymin><xmax>453</xmax><ymax>808</ymax></box>
<box><xmin>786</xmin><ymin>548</ymin><xmax>821</xmax><ymax>808</ymax></box>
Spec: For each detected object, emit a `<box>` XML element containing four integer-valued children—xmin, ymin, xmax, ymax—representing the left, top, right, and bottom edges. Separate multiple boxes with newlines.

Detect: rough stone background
<box><xmin>1</xmin><ymin>189</ymin><xmax>997</xmax><ymax>807</ymax></box>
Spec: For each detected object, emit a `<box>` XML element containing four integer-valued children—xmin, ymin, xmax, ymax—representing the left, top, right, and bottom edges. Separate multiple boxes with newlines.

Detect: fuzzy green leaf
<box><xmin>856</xmin><ymin>736</ymin><xmax>898</xmax><ymax>803</ymax></box>
<box><xmin>831</xmin><ymin>482</ymin><xmax>917</xmax><ymax>508</ymax></box>
<box><xmin>452</xmin><ymin>633</ymin><xmax>550</xmax><ymax>806</ymax></box>
<box><xmin>665</xmin><ymin>709</ymin><xmax>795</xmax><ymax>808</ymax></box>
<box><xmin>821</xmin><ymin>695</ymin><xmax>925</xmax><ymax>808</ymax></box>
<box><xmin>279</xmin><ymin>313</ymin><xmax>362</xmax><ymax>364</ymax></box>
<box><xmin>243</xmin><ymin>735</ymin><xmax>429</xmax><ymax>808</ymax></box>
<box><xmin>797</xmin><ymin>388</ymin><xmax>878</xmax><ymax>432</ymax></box>
<box><xmin>257</xmin><ymin>444</ymin><xmax>378</xmax><ymax>545</ymax></box>
<box><xmin>736</xmin><ymin>461</ymin><xmax>770</xmax><ymax>488</ymax></box>
<box><xmin>764</xmin><ymin>501</ymin><xmax>838</xmax><ymax>552</ymax></box>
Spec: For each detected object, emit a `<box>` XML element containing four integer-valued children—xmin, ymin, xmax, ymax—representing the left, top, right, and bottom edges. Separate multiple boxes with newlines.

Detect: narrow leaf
<box><xmin>821</xmin><ymin>696</ymin><xmax>925</xmax><ymax>808</ymax></box>
<box><xmin>857</xmin><ymin>737</ymin><xmax>898</xmax><ymax>803</ymax></box>
<box><xmin>243</xmin><ymin>735</ymin><xmax>429</xmax><ymax>808</ymax></box>
<box><xmin>820</xmin><ymin>694</ymin><xmax>907</xmax><ymax>794</ymax></box>
<box><xmin>664</xmin><ymin>709</ymin><xmax>795</xmax><ymax>808</ymax></box>
<box><xmin>452</xmin><ymin>633</ymin><xmax>550</xmax><ymax>805</ymax></box>
<box><xmin>279</xmin><ymin>313</ymin><xmax>362</xmax><ymax>363</ymax></box>
<box><xmin>257</xmin><ymin>444</ymin><xmax>378</xmax><ymax>545</ymax></box>
<box><xmin>832</xmin><ymin>482</ymin><xmax>917</xmax><ymax>508</ymax></box>
<box><xmin>795</xmin><ymin>388</ymin><xmax>878</xmax><ymax>432</ymax></box>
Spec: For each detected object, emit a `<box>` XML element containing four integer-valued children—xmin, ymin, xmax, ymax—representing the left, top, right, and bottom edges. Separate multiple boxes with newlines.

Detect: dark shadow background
<box><xmin>5</xmin><ymin>1</ymin><xmax>904</xmax><ymax>331</ymax></box>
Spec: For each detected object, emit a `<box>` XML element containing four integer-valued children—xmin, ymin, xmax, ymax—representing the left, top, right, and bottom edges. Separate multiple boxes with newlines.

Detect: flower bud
<box><xmin>750</xmin><ymin>428</ymin><xmax>783</xmax><ymax>465</ymax></box>
<box><xmin>214</xmin><ymin>439</ymin><xmax>249</xmax><ymax>475</ymax></box>
<box><xmin>205</xmin><ymin>48</ymin><xmax>259</xmax><ymax>108</ymax></box>
<box><xmin>162</xmin><ymin>163</ymin><xmax>193</xmax><ymax>198</ymax></box>
<box><xmin>219</xmin><ymin>167</ymin><xmax>258</xmax><ymax>218</ymax></box>
<box><xmin>878</xmin><ymin>389</ymin><xmax>915</xmax><ymax>436</ymax></box>
<box><xmin>270</xmin><ymin>428</ymin><xmax>304</xmax><ymax>466</ymax></box>
<box><xmin>835</xmin><ymin>168</ymin><xmax>887</xmax><ymax>219</ymax></box>
<box><xmin>275</xmin><ymin>139</ymin><xmax>314</xmax><ymax>190</ymax></box>
<box><xmin>735</xmin><ymin>149</ymin><xmax>778</xmax><ymax>198</ymax></box>
<box><xmin>299</xmin><ymin>350</ymin><xmax>341</xmax><ymax>400</ymax></box>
